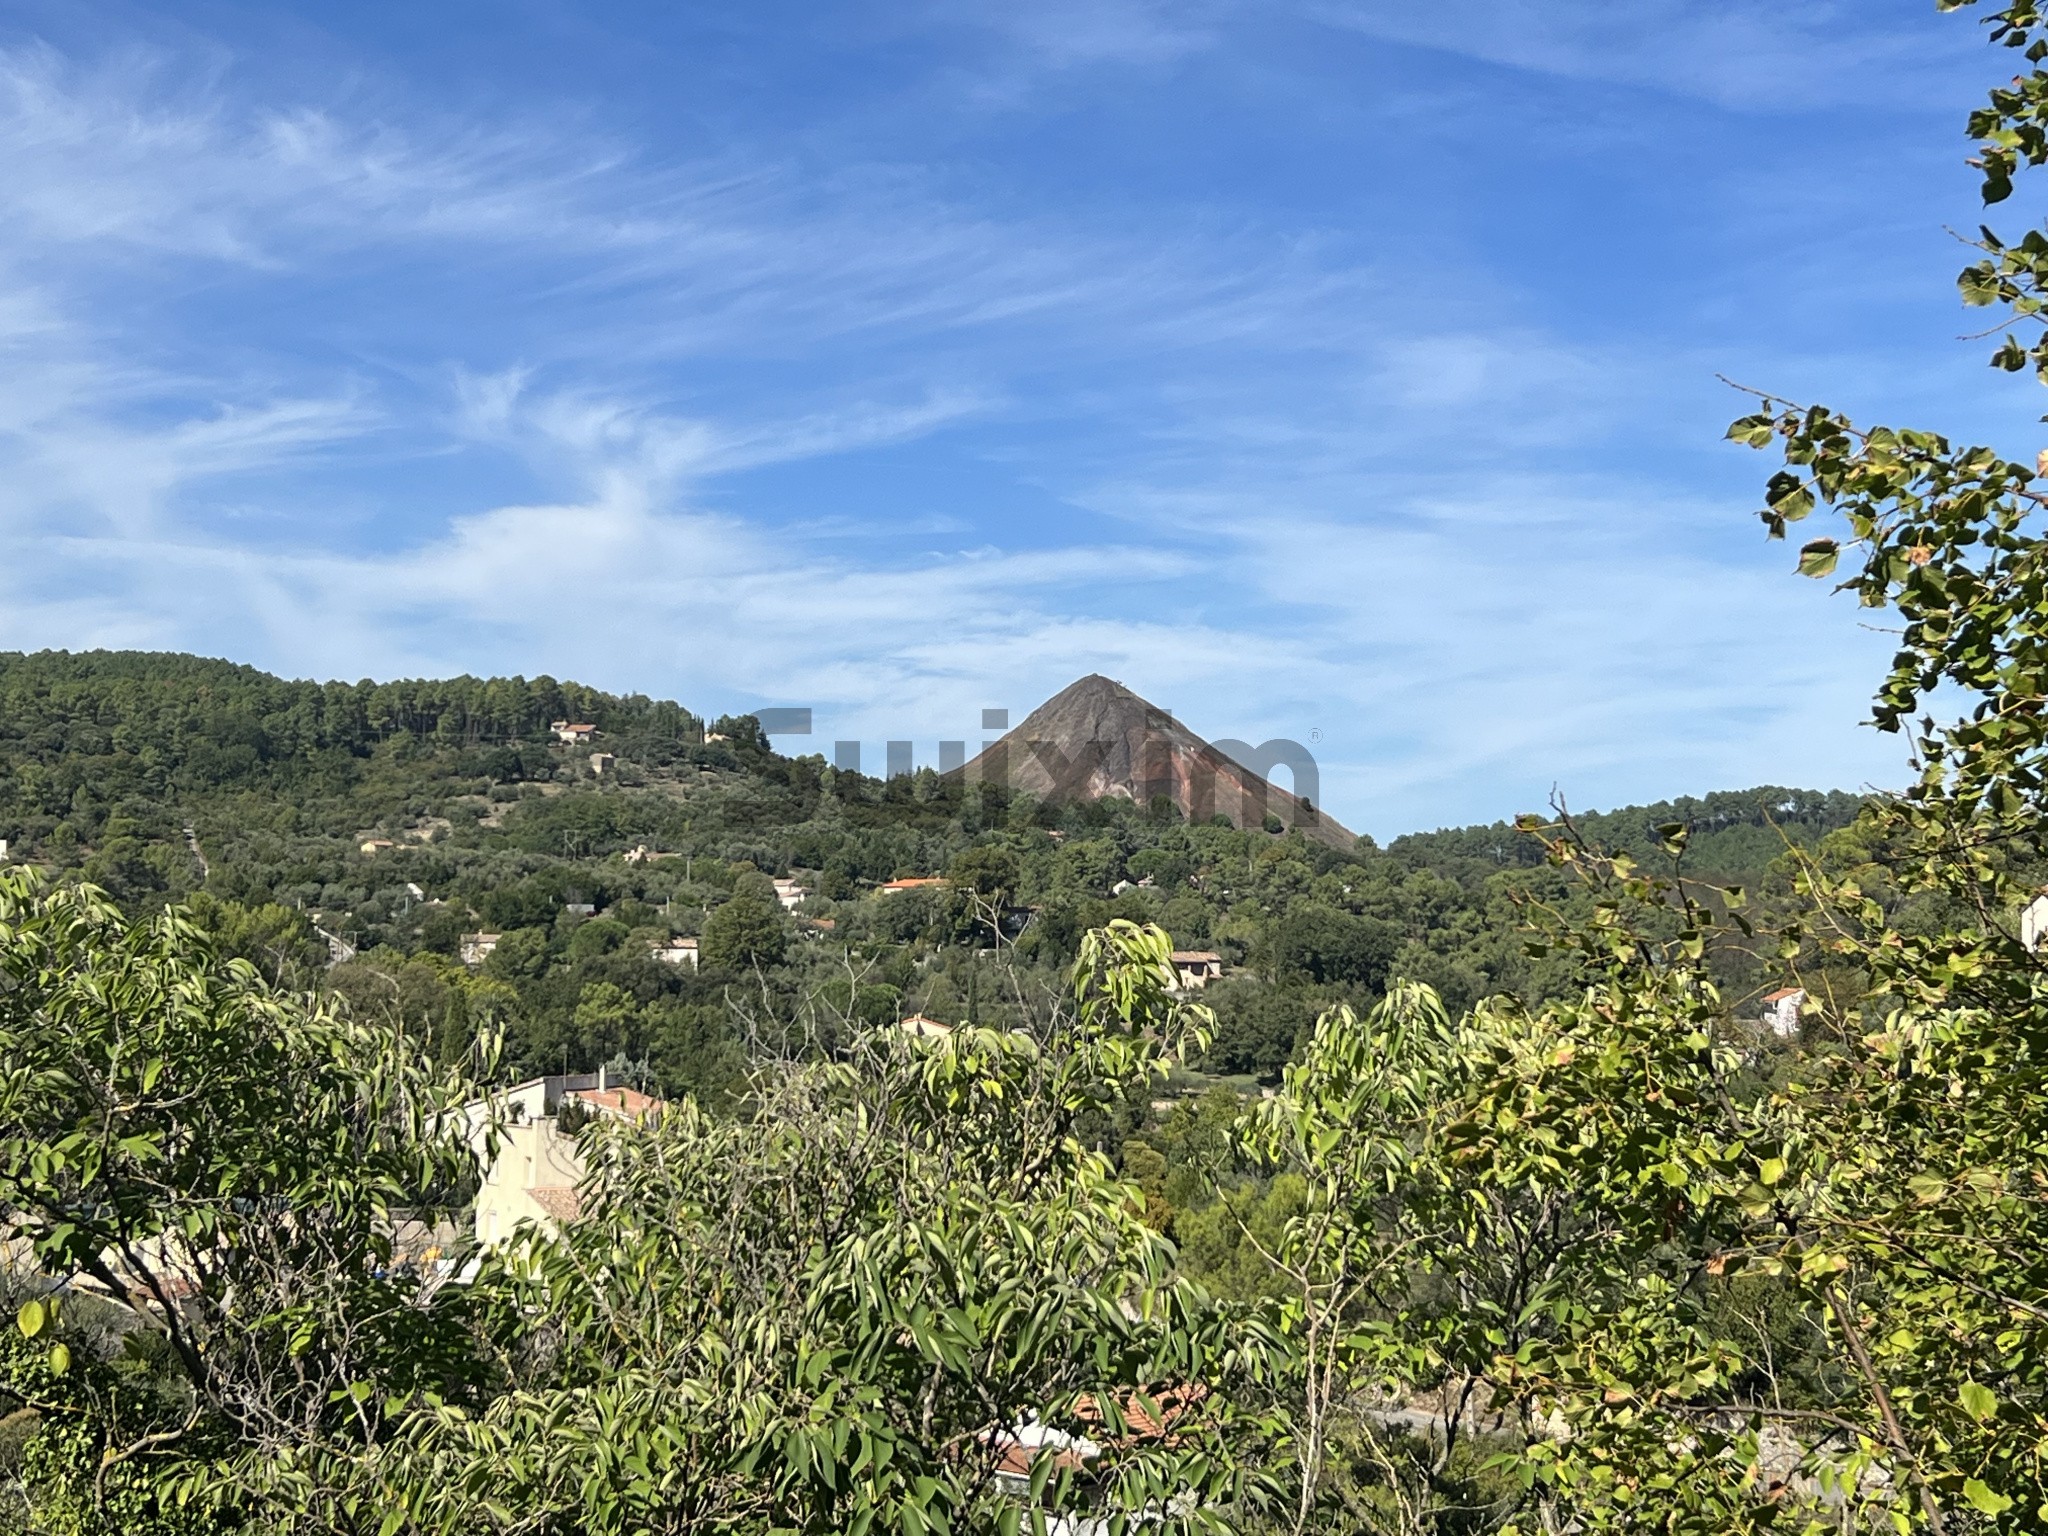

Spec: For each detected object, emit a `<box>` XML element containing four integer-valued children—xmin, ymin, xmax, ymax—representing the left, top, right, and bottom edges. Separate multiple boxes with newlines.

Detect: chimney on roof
<box><xmin>598</xmin><ymin>1063</ymin><xmax>608</xmax><ymax>1092</ymax></box>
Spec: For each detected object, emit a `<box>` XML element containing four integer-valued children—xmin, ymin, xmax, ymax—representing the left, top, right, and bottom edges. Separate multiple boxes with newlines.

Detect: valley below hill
<box><xmin>0</xmin><ymin>648</ymin><xmax>1869</xmax><ymax>1096</ymax></box>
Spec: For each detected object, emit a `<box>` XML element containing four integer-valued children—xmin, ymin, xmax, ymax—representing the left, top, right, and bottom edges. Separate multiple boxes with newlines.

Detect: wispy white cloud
<box><xmin>0</xmin><ymin>363</ymin><xmax>1204</xmax><ymax>716</ymax></box>
<box><xmin>0</xmin><ymin>43</ymin><xmax>662</xmax><ymax>263</ymax></box>
<box><xmin>0</xmin><ymin>272</ymin><xmax>372</xmax><ymax>543</ymax></box>
<box><xmin>450</xmin><ymin>375</ymin><xmax>994</xmax><ymax>490</ymax></box>
<box><xmin>0</xmin><ymin>39</ymin><xmax>1413</xmax><ymax>382</ymax></box>
<box><xmin>925</xmin><ymin>0</ymin><xmax>1965</xmax><ymax>115</ymax></box>
<box><xmin>1300</xmin><ymin>0</ymin><xmax>1968</xmax><ymax>112</ymax></box>
<box><xmin>934</xmin><ymin>0</ymin><xmax>1222</xmax><ymax>69</ymax></box>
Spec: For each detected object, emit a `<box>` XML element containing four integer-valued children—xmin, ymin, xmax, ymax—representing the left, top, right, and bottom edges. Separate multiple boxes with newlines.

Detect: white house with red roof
<box><xmin>2022</xmin><ymin>890</ymin><xmax>2048</xmax><ymax>953</ymax></box>
<box><xmin>463</xmin><ymin>1071</ymin><xmax>663</xmax><ymax>1248</ymax></box>
<box><xmin>1760</xmin><ymin>987</ymin><xmax>1805</xmax><ymax>1038</ymax></box>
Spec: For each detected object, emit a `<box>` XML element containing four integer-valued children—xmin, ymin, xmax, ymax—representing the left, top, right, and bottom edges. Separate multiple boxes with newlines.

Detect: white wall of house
<box><xmin>1762</xmin><ymin>989</ymin><xmax>1805</xmax><ymax>1038</ymax></box>
<box><xmin>472</xmin><ymin>1114</ymin><xmax>585</xmax><ymax>1247</ymax></box>
<box><xmin>2023</xmin><ymin>893</ymin><xmax>2048</xmax><ymax>954</ymax></box>
<box><xmin>463</xmin><ymin>1076</ymin><xmax>598</xmax><ymax>1249</ymax></box>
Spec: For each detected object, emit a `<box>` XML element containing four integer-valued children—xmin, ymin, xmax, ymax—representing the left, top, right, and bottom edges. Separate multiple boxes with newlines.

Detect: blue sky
<box><xmin>0</xmin><ymin>0</ymin><xmax>2034</xmax><ymax>836</ymax></box>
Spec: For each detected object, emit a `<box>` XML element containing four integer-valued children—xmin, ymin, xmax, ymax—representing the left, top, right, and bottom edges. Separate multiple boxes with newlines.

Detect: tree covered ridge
<box><xmin>1388</xmin><ymin>787</ymin><xmax>1867</xmax><ymax>884</ymax></box>
<box><xmin>0</xmin><ymin>648</ymin><xmax>702</xmax><ymax>789</ymax></box>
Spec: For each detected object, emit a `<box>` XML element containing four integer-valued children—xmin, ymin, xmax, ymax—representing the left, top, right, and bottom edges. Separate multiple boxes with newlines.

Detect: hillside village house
<box><xmin>771</xmin><ymin>876</ymin><xmax>804</xmax><ymax>910</ymax></box>
<box><xmin>623</xmin><ymin>845</ymin><xmax>679</xmax><ymax>864</ymax></box>
<box><xmin>551</xmin><ymin>720</ymin><xmax>599</xmax><ymax>744</ymax></box>
<box><xmin>1761</xmin><ymin>987</ymin><xmax>1806</xmax><ymax>1038</ymax></box>
<box><xmin>1171</xmin><ymin>951</ymin><xmax>1224</xmax><ymax>990</ymax></box>
<box><xmin>652</xmin><ymin>936</ymin><xmax>699</xmax><ymax>969</ymax></box>
<box><xmin>460</xmin><ymin>932</ymin><xmax>502</xmax><ymax>967</ymax></box>
<box><xmin>875</xmin><ymin>877</ymin><xmax>948</xmax><ymax>896</ymax></box>
<box><xmin>359</xmin><ymin>838</ymin><xmax>396</xmax><ymax>856</ymax></box>
<box><xmin>463</xmin><ymin>1073</ymin><xmax>663</xmax><ymax>1248</ymax></box>
<box><xmin>2023</xmin><ymin>889</ymin><xmax>2048</xmax><ymax>953</ymax></box>
<box><xmin>589</xmin><ymin>752</ymin><xmax>615</xmax><ymax>776</ymax></box>
<box><xmin>984</xmin><ymin>1387</ymin><xmax>1207</xmax><ymax>1509</ymax></box>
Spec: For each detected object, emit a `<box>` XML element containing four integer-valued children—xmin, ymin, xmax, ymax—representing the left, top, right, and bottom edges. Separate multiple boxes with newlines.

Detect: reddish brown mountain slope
<box><xmin>950</xmin><ymin>675</ymin><xmax>1355</xmax><ymax>850</ymax></box>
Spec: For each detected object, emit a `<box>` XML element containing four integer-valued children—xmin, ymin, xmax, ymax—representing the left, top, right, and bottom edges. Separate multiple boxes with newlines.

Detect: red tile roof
<box><xmin>529</xmin><ymin>1187</ymin><xmax>582</xmax><ymax>1224</ymax></box>
<box><xmin>983</xmin><ymin>1385</ymin><xmax>1205</xmax><ymax>1478</ymax></box>
<box><xmin>988</xmin><ymin>1437</ymin><xmax>1089</xmax><ymax>1478</ymax></box>
<box><xmin>1075</xmin><ymin>1384</ymin><xmax>1206</xmax><ymax>1442</ymax></box>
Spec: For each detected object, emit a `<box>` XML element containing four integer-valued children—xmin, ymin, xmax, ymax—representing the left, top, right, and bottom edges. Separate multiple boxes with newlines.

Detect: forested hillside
<box><xmin>0</xmin><ymin>648</ymin><xmax>1865</xmax><ymax>1097</ymax></box>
